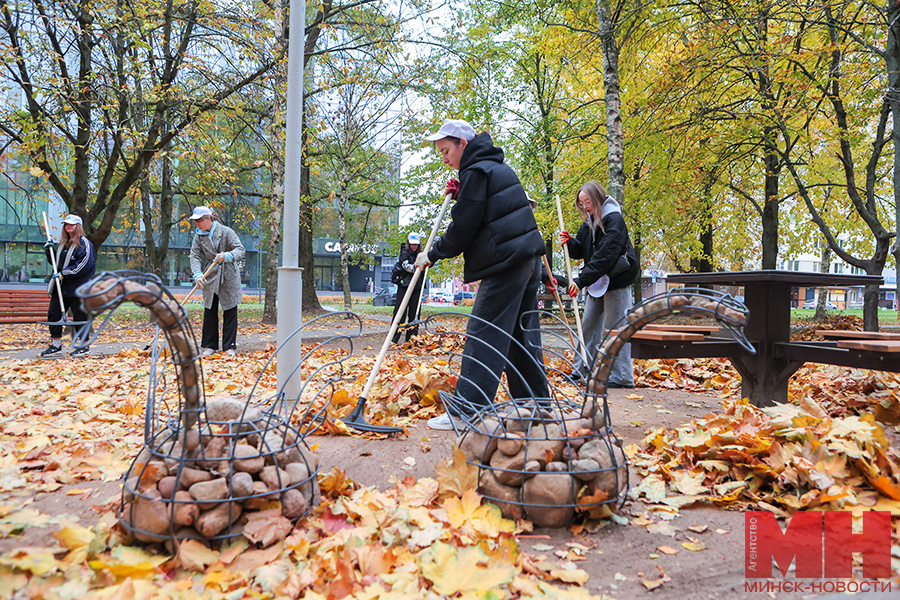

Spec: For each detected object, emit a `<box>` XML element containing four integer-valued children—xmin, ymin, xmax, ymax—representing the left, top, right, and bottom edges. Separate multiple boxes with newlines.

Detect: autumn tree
<box><xmin>773</xmin><ymin>0</ymin><xmax>895</xmax><ymax>330</ymax></box>
<box><xmin>310</xmin><ymin>50</ymin><xmax>405</xmax><ymax>310</ymax></box>
<box><xmin>0</xmin><ymin>0</ymin><xmax>278</xmax><ymax>249</ymax></box>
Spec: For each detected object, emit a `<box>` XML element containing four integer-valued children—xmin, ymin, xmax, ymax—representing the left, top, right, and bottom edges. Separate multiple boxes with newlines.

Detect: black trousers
<box><xmin>392</xmin><ymin>279</ymin><xmax>424</xmax><ymax>341</ymax></box>
<box><xmin>47</xmin><ymin>293</ymin><xmax>89</xmax><ymax>340</ymax></box>
<box><xmin>451</xmin><ymin>256</ymin><xmax>548</xmax><ymax>415</ymax></box>
<box><xmin>201</xmin><ymin>294</ymin><xmax>238</xmax><ymax>351</ymax></box>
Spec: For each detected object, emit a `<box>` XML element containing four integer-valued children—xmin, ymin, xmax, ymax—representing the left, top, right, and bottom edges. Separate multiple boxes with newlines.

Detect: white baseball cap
<box><xmin>62</xmin><ymin>214</ymin><xmax>82</xmax><ymax>225</ymax></box>
<box><xmin>408</xmin><ymin>233</ymin><xmax>421</xmax><ymax>244</ymax></box>
<box><xmin>189</xmin><ymin>206</ymin><xmax>213</xmax><ymax>221</ymax></box>
<box><xmin>425</xmin><ymin>119</ymin><xmax>475</xmax><ymax>142</ymax></box>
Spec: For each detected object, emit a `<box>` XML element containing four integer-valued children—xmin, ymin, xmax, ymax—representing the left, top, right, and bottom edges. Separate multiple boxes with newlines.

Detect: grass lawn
<box><xmin>103</xmin><ymin>300</ymin><xmax>900</xmax><ymax>328</ymax></box>
<box><xmin>791</xmin><ymin>308</ymin><xmax>899</xmax><ymax>325</ymax></box>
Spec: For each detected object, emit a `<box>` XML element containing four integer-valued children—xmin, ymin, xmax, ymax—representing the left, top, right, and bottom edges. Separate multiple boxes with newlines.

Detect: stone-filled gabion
<box><xmin>426</xmin><ymin>288</ymin><xmax>752</xmax><ymax>527</ymax></box>
<box><xmin>119</xmin><ymin>399</ymin><xmax>320</xmax><ymax>543</ymax></box>
<box><xmin>76</xmin><ymin>271</ymin><xmax>348</xmax><ymax>545</ymax></box>
<box><xmin>451</xmin><ymin>396</ymin><xmax>628</xmax><ymax>527</ymax></box>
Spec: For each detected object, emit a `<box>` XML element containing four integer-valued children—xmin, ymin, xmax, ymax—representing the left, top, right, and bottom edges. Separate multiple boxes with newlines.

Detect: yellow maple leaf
<box><xmin>52</xmin><ymin>518</ymin><xmax>94</xmax><ymax>550</ymax></box>
<box><xmin>419</xmin><ymin>542</ymin><xmax>515</xmax><ymax>596</ymax></box>
<box><xmin>0</xmin><ymin>548</ymin><xmax>59</xmax><ymax>576</ymax></box>
<box><xmin>444</xmin><ymin>489</ymin><xmax>515</xmax><ymax>538</ymax></box>
<box><xmin>88</xmin><ymin>545</ymin><xmax>168</xmax><ymax>579</ymax></box>
<box><xmin>549</xmin><ymin>567</ymin><xmax>590</xmax><ymax>584</ymax></box>
<box><xmin>682</xmin><ymin>541</ymin><xmax>706</xmax><ymax>552</ymax></box>
<box><xmin>434</xmin><ymin>445</ymin><xmax>478</xmax><ymax>500</ymax></box>
<box><xmin>176</xmin><ymin>539</ymin><xmax>219</xmax><ymax>572</ymax></box>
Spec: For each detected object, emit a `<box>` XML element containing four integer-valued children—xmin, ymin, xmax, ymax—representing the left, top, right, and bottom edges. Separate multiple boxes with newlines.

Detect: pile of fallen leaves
<box><xmin>791</xmin><ymin>365</ymin><xmax>900</xmax><ymax>423</ymax></box>
<box><xmin>629</xmin><ymin>397</ymin><xmax>900</xmax><ymax>513</ymax></box>
<box><xmin>0</xmin><ymin>466</ymin><xmax>607</xmax><ymax>599</ymax></box>
<box><xmin>634</xmin><ymin>358</ymin><xmax>741</xmax><ymax>396</ymax></box>
<box><xmin>633</xmin><ymin>357</ymin><xmax>900</xmax><ymax>423</ymax></box>
<box><xmin>792</xmin><ymin>313</ymin><xmax>865</xmax><ymax>341</ymax></box>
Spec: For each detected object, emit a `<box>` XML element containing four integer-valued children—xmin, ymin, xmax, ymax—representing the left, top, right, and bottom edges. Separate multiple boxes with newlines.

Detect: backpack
<box><xmin>390</xmin><ymin>262</ymin><xmax>405</xmax><ymax>285</ymax></box>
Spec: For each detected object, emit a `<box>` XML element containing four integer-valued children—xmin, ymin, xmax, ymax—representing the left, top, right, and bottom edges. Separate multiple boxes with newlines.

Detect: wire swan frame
<box><xmin>76</xmin><ymin>270</ymin><xmax>365</xmax><ymax>544</ymax></box>
<box><xmin>422</xmin><ymin>287</ymin><xmax>753</xmax><ymax>527</ymax></box>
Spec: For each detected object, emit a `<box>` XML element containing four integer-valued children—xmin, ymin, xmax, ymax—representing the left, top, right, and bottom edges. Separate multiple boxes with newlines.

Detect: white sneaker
<box><xmin>225</xmin><ymin>349</ymin><xmax>236</xmax><ymax>358</ymax></box>
<box><xmin>427</xmin><ymin>412</ymin><xmax>465</xmax><ymax>431</ymax></box>
<box><xmin>201</xmin><ymin>348</ymin><xmax>216</xmax><ymax>357</ymax></box>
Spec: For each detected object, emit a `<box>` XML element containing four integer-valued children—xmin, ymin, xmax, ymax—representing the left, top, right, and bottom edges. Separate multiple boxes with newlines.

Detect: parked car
<box><xmin>372</xmin><ymin>286</ymin><xmax>397</xmax><ymax>307</ymax></box>
<box><xmin>428</xmin><ymin>292</ymin><xmax>454</xmax><ymax>305</ymax></box>
<box><xmin>454</xmin><ymin>291</ymin><xmax>476</xmax><ymax>305</ymax></box>
<box><xmin>801</xmin><ymin>299</ymin><xmax>837</xmax><ymax>310</ymax></box>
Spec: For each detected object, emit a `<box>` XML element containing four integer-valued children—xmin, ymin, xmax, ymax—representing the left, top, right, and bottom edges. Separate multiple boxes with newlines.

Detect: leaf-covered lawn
<box><xmin>1</xmin><ymin>327</ymin><xmax>899</xmax><ymax>597</ymax></box>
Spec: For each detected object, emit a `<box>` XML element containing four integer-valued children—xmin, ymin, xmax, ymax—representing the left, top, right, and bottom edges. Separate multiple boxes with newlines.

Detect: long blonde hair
<box><xmin>60</xmin><ymin>221</ymin><xmax>85</xmax><ymax>247</ymax></box>
<box><xmin>575</xmin><ymin>181</ymin><xmax>608</xmax><ymax>233</ymax></box>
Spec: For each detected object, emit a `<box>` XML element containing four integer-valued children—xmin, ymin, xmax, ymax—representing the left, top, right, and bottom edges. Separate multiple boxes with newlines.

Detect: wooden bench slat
<box><xmin>611</xmin><ymin>330</ymin><xmax>706</xmax><ymax>341</ymax></box>
<box><xmin>644</xmin><ymin>324</ymin><xmax>720</xmax><ymax>334</ymax></box>
<box><xmin>816</xmin><ymin>330</ymin><xmax>900</xmax><ymax>340</ymax></box>
<box><xmin>836</xmin><ymin>340</ymin><xmax>900</xmax><ymax>353</ymax></box>
<box><xmin>0</xmin><ymin>288</ymin><xmax>52</xmax><ymax>324</ymax></box>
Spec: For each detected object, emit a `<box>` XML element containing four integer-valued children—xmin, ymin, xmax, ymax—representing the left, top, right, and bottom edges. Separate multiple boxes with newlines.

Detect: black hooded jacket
<box><xmin>397</xmin><ymin>243</ymin><xmax>422</xmax><ymax>288</ymax></box>
<box><xmin>567</xmin><ymin>210</ymin><xmax>639</xmax><ymax>292</ymax></box>
<box><xmin>427</xmin><ymin>133</ymin><xmax>545</xmax><ymax>282</ymax></box>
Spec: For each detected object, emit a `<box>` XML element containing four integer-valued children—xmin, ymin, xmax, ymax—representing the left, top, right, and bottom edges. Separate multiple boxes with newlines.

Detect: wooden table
<box><xmin>631</xmin><ymin>270</ymin><xmax>884</xmax><ymax>406</ymax></box>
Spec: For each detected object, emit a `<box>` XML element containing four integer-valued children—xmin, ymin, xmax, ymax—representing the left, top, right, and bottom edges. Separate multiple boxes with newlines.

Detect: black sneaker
<box><xmin>606</xmin><ymin>381</ymin><xmax>634</xmax><ymax>389</ymax></box>
<box><xmin>69</xmin><ymin>347</ymin><xmax>90</xmax><ymax>357</ymax></box>
<box><xmin>40</xmin><ymin>345</ymin><xmax>62</xmax><ymax>358</ymax></box>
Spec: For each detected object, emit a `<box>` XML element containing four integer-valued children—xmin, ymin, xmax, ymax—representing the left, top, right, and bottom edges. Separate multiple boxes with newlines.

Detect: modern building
<box><xmin>777</xmin><ymin>254</ymin><xmax>896</xmax><ymax>309</ymax></box>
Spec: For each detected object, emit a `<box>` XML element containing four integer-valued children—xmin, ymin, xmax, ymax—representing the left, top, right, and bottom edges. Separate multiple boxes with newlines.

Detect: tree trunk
<box><xmin>262</xmin><ymin>0</ymin><xmax>287</xmax><ymax>325</ymax></box>
<box><xmin>632</xmin><ymin>225</ymin><xmax>642</xmax><ymax>304</ymax></box>
<box><xmin>299</xmin><ymin>111</ymin><xmax>322</xmax><ymax>313</ymax></box>
<box><xmin>815</xmin><ymin>244</ymin><xmax>831</xmax><ymax>320</ymax></box>
<box><xmin>596</xmin><ymin>0</ymin><xmax>625</xmax><ymax>205</ymax></box>
<box><xmin>761</xmin><ymin>133</ymin><xmax>780</xmax><ymax>270</ymax></box>
<box><xmin>888</xmin><ymin>0</ymin><xmax>900</xmax><ymax>325</ymax></box>
<box><xmin>690</xmin><ymin>188</ymin><xmax>714</xmax><ymax>274</ymax></box>
<box><xmin>339</xmin><ymin>180</ymin><xmax>352</xmax><ymax>311</ymax></box>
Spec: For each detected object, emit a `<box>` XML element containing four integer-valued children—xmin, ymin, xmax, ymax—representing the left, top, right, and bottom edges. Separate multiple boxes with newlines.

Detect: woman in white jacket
<box><xmin>560</xmin><ymin>181</ymin><xmax>640</xmax><ymax>387</ymax></box>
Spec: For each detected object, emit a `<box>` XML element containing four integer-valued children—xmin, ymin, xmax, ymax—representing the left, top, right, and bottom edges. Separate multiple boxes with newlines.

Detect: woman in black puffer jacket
<box><xmin>561</xmin><ymin>181</ymin><xmax>639</xmax><ymax>387</ymax></box>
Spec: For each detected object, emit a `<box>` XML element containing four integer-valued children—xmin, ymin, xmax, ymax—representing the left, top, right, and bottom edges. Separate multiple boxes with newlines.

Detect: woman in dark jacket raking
<box><xmin>561</xmin><ymin>180</ymin><xmax>640</xmax><ymax>387</ymax></box>
<box><xmin>391</xmin><ymin>233</ymin><xmax>424</xmax><ymax>344</ymax></box>
<box><xmin>416</xmin><ymin>119</ymin><xmax>549</xmax><ymax>429</ymax></box>
<box><xmin>40</xmin><ymin>214</ymin><xmax>96</xmax><ymax>358</ymax></box>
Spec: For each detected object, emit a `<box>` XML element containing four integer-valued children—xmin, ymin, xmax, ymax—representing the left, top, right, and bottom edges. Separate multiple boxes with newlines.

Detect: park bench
<box><xmin>611</xmin><ymin>329</ymin><xmax>706</xmax><ymax>342</ymax></box>
<box><xmin>835</xmin><ymin>339</ymin><xmax>900</xmax><ymax>353</ymax></box>
<box><xmin>0</xmin><ymin>289</ymin><xmax>50</xmax><ymax>324</ymax></box>
<box><xmin>814</xmin><ymin>329</ymin><xmax>900</xmax><ymax>341</ymax></box>
<box><xmin>644</xmin><ymin>324</ymin><xmax>721</xmax><ymax>335</ymax></box>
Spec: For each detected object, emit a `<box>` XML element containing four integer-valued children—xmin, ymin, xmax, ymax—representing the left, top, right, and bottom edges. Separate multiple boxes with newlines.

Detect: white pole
<box><xmin>555</xmin><ymin>195</ymin><xmax>588</xmax><ymax>365</ymax></box>
<box><xmin>276</xmin><ymin>0</ymin><xmax>306</xmax><ymax>401</ymax></box>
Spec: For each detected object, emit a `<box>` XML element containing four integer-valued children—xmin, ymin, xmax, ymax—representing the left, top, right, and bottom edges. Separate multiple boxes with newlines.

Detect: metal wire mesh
<box><xmin>421</xmin><ymin>287</ymin><xmax>752</xmax><ymax>527</ymax></box>
<box><xmin>76</xmin><ymin>271</ymin><xmax>363</xmax><ymax>544</ymax></box>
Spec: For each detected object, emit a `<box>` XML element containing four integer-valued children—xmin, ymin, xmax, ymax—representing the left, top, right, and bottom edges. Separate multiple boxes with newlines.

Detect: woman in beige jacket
<box><xmin>189</xmin><ymin>206</ymin><xmax>246</xmax><ymax>357</ymax></box>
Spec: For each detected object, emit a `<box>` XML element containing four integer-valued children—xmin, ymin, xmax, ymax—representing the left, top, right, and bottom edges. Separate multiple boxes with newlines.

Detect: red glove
<box><xmin>445</xmin><ymin>178</ymin><xmax>460</xmax><ymax>200</ymax></box>
<box><xmin>559</xmin><ymin>230</ymin><xmax>571</xmax><ymax>245</ymax></box>
<box><xmin>546</xmin><ymin>276</ymin><xmax>558</xmax><ymax>293</ymax></box>
<box><xmin>567</xmin><ymin>282</ymin><xmax>579</xmax><ymax>298</ymax></box>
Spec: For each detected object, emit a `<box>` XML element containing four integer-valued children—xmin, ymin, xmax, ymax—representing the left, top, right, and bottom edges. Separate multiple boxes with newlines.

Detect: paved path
<box><xmin>9</xmin><ymin>306</ymin><xmax>575</xmax><ymax>362</ymax></box>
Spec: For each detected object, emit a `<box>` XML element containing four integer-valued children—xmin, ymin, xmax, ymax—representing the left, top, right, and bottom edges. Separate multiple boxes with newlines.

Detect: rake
<box><xmin>142</xmin><ymin>256</ymin><xmax>222</xmax><ymax>352</ymax></box>
<box><xmin>344</xmin><ymin>192</ymin><xmax>454</xmax><ymax>434</ymax></box>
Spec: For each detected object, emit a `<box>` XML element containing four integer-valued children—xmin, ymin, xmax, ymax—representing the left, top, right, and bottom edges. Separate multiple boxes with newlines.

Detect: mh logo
<box><xmin>745</xmin><ymin>511</ymin><xmax>891</xmax><ymax>579</ymax></box>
